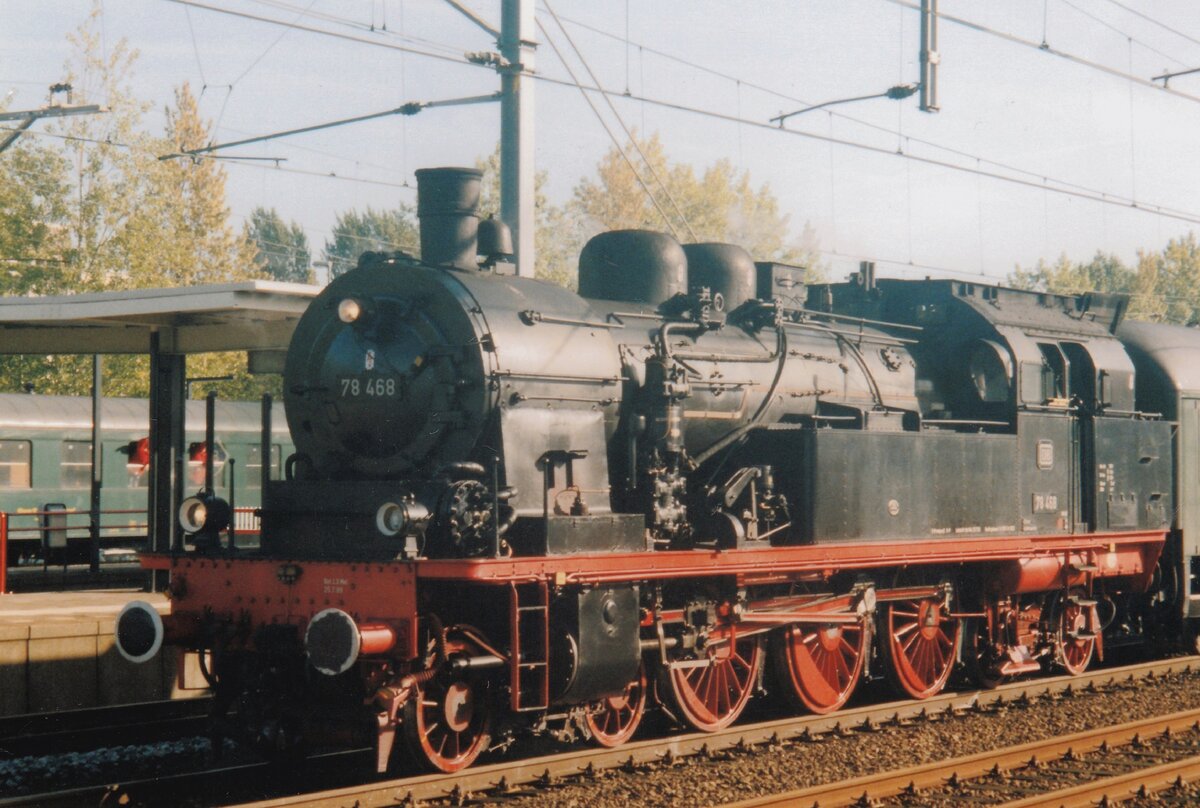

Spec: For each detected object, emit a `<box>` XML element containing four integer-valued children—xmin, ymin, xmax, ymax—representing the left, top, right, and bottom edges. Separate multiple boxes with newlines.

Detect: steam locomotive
<box><xmin>117</xmin><ymin>166</ymin><xmax>1200</xmax><ymax>773</ymax></box>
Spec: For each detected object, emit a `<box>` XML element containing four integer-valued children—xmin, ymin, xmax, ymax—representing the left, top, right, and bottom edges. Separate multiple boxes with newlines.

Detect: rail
<box><xmin>4</xmin><ymin>656</ymin><xmax>1195</xmax><ymax>807</ymax></box>
<box><xmin>725</xmin><ymin>706</ymin><xmax>1200</xmax><ymax>807</ymax></box>
<box><xmin>213</xmin><ymin>658</ymin><xmax>1200</xmax><ymax>807</ymax></box>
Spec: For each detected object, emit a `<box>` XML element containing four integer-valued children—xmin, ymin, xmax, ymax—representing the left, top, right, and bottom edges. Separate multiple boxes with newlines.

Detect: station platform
<box><xmin>0</xmin><ymin>589</ymin><xmax>204</xmax><ymax>717</ymax></box>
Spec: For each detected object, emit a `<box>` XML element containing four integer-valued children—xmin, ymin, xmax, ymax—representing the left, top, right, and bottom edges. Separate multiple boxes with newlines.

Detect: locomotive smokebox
<box><xmin>415</xmin><ymin>167</ymin><xmax>483</xmax><ymax>270</ymax></box>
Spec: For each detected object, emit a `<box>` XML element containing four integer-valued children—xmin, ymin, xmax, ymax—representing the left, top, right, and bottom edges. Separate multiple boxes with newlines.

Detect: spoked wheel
<box><xmin>402</xmin><ymin>631</ymin><xmax>492</xmax><ymax>773</ymax></box>
<box><xmin>772</xmin><ymin>620</ymin><xmax>866</xmax><ymax>714</ymax></box>
<box><xmin>882</xmin><ymin>597</ymin><xmax>960</xmax><ymax>699</ymax></box>
<box><xmin>1053</xmin><ymin>590</ymin><xmax>1097</xmax><ymax>675</ymax></box>
<box><xmin>660</xmin><ymin>636</ymin><xmax>762</xmax><ymax>732</ymax></box>
<box><xmin>585</xmin><ymin>665</ymin><xmax>647</xmax><ymax>748</ymax></box>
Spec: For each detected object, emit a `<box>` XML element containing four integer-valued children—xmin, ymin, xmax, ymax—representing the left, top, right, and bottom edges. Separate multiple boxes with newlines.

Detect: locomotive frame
<box><xmin>120</xmin><ymin>167</ymin><xmax>1193</xmax><ymax>775</ymax></box>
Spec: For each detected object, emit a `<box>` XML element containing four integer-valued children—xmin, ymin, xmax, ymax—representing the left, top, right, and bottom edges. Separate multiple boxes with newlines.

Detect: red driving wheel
<box><xmin>773</xmin><ymin>620</ymin><xmax>865</xmax><ymax>714</ymax></box>
<box><xmin>882</xmin><ymin>597</ymin><xmax>960</xmax><ymax>699</ymax></box>
<box><xmin>584</xmin><ymin>665</ymin><xmax>647</xmax><ymax>748</ymax></box>
<box><xmin>1055</xmin><ymin>591</ymin><xmax>1096</xmax><ymax>675</ymax></box>
<box><xmin>661</xmin><ymin>636</ymin><xmax>762</xmax><ymax>732</ymax></box>
<box><xmin>402</xmin><ymin>632</ymin><xmax>492</xmax><ymax>773</ymax></box>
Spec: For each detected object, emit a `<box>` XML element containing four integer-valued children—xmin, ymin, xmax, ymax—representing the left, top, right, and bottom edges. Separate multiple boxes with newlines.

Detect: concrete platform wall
<box><xmin>0</xmin><ymin>616</ymin><xmax>206</xmax><ymax>716</ymax></box>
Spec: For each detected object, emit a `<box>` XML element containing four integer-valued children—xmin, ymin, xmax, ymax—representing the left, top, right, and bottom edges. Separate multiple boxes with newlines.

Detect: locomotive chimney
<box><xmin>415</xmin><ymin>167</ymin><xmax>483</xmax><ymax>270</ymax></box>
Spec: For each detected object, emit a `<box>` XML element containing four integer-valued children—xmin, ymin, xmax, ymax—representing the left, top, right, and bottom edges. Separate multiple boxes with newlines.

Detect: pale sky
<box><xmin>5</xmin><ymin>0</ymin><xmax>1200</xmax><ymax>285</ymax></box>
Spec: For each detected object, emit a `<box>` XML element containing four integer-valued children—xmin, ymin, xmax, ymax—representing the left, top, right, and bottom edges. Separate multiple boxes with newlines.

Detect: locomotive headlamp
<box><xmin>376</xmin><ymin>501</ymin><xmax>407</xmax><ymax>537</ymax></box>
<box><xmin>178</xmin><ymin>492</ymin><xmax>231</xmax><ymax>535</ymax></box>
<box><xmin>337</xmin><ymin>297</ymin><xmax>364</xmax><ymax>324</ymax></box>
<box><xmin>375</xmin><ymin>498</ymin><xmax>430</xmax><ymax>545</ymax></box>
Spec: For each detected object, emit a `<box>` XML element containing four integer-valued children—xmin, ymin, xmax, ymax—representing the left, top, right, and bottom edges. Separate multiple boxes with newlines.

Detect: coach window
<box><xmin>245</xmin><ymin>444</ymin><xmax>281</xmax><ymax>487</ymax></box>
<box><xmin>61</xmin><ymin>441</ymin><xmax>92</xmax><ymax>488</ymax></box>
<box><xmin>0</xmin><ymin>440</ymin><xmax>32</xmax><ymax>488</ymax></box>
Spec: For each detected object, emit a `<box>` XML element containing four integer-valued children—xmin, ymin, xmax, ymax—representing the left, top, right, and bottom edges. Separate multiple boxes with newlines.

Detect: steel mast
<box><xmin>500</xmin><ymin>0</ymin><xmax>536</xmax><ymax>278</ymax></box>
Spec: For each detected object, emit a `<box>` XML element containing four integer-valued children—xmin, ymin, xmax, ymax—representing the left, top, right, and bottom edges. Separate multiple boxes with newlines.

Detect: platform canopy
<box><xmin>0</xmin><ymin>281</ymin><xmax>319</xmax><ymax>355</ymax></box>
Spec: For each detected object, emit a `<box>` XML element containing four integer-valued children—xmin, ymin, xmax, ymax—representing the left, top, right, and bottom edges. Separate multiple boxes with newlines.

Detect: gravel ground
<box><xmin>0</xmin><ymin>737</ymin><xmax>219</xmax><ymax>796</ymax></box>
<box><xmin>477</xmin><ymin>667</ymin><xmax>1200</xmax><ymax>808</ymax></box>
<box><xmin>887</xmin><ymin>725</ymin><xmax>1200</xmax><ymax>806</ymax></box>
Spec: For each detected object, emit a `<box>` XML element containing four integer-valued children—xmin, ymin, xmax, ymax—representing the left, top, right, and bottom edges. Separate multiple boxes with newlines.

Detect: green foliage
<box><xmin>475</xmin><ymin>147</ymin><xmax>583</xmax><ymax>288</ymax></box>
<box><xmin>463</xmin><ymin>135</ymin><xmax>823</xmax><ymax>289</ymax></box>
<box><xmin>571</xmin><ymin>132</ymin><xmax>825</xmax><ymax>281</ymax></box>
<box><xmin>0</xmin><ymin>141</ymin><xmax>72</xmax><ymax>295</ymax></box>
<box><xmin>323</xmin><ymin>206</ymin><xmax>419</xmax><ymax>279</ymax></box>
<box><xmin>246</xmin><ymin>207</ymin><xmax>312</xmax><ymax>283</ymax></box>
<box><xmin>1009</xmin><ymin>252</ymin><xmax>1135</xmax><ymax>295</ymax></box>
<box><xmin>1009</xmin><ymin>235</ymin><xmax>1200</xmax><ymax>324</ymax></box>
<box><xmin>0</xmin><ymin>9</ymin><xmax>266</xmax><ymax>399</ymax></box>
<box><xmin>1138</xmin><ymin>233</ymin><xmax>1200</xmax><ymax>324</ymax></box>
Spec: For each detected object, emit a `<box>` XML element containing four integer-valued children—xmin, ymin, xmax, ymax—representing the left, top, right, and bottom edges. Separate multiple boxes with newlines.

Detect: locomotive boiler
<box><xmin>117</xmin><ymin>166</ymin><xmax>1196</xmax><ymax>774</ymax></box>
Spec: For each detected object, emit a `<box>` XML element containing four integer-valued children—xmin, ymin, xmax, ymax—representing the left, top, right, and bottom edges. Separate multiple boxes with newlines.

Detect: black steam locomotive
<box><xmin>117</xmin><ymin>166</ymin><xmax>1200</xmax><ymax>773</ymax></box>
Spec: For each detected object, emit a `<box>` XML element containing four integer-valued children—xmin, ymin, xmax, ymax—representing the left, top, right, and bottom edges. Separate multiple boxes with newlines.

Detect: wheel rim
<box><xmin>884</xmin><ymin>598</ymin><xmax>959</xmax><ymax>699</ymax></box>
<box><xmin>774</xmin><ymin>621</ymin><xmax>865</xmax><ymax>713</ymax></box>
<box><xmin>584</xmin><ymin>666</ymin><xmax>647</xmax><ymax>747</ymax></box>
<box><xmin>1058</xmin><ymin>598</ymin><xmax>1095</xmax><ymax>675</ymax></box>
<box><xmin>664</xmin><ymin>637</ymin><xmax>761</xmax><ymax>732</ymax></box>
<box><xmin>403</xmin><ymin>634</ymin><xmax>492</xmax><ymax>773</ymax></box>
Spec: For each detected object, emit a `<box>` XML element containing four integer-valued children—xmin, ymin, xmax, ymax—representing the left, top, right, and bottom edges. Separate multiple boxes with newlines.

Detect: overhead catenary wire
<box><xmin>181</xmin><ymin>5</ymin><xmax>209</xmax><ymax>87</ymax></box>
<box><xmin>166</xmin><ymin>0</ymin><xmax>476</xmax><ymax>69</ymax></box>
<box><xmin>228</xmin><ymin>0</ymin><xmax>321</xmax><ymax>88</ymax></box>
<box><xmin>245</xmin><ymin>0</ymin><xmax>467</xmax><ymax>57</ymax></box>
<box><xmin>534</xmin><ymin>19</ymin><xmax>682</xmax><ymax>240</ymax></box>
<box><xmin>168</xmin><ymin>0</ymin><xmax>1200</xmax><ymax>230</ymax></box>
<box><xmin>541</xmin><ymin>0</ymin><xmax>698</xmax><ymax>241</ymax></box>
<box><xmin>26</xmin><ymin>0</ymin><xmax>1200</xmax><ymax>290</ymax></box>
<box><xmin>237</xmin><ymin>0</ymin><xmax>1061</xmax><ymax>201</ymax></box>
<box><xmin>881</xmin><ymin>0</ymin><xmax>1200</xmax><ymax>105</ymax></box>
<box><xmin>0</xmin><ymin>125</ymin><xmax>418</xmax><ymax>191</ymax></box>
<box><xmin>530</xmin><ymin>76</ymin><xmax>1200</xmax><ymax>230</ymax></box>
<box><xmin>1099</xmin><ymin>0</ymin><xmax>1200</xmax><ymax>51</ymax></box>
<box><xmin>537</xmin><ymin>6</ymin><xmax>1200</xmax><ymax>222</ymax></box>
<box><xmin>1058</xmin><ymin>0</ymin><xmax>1191</xmax><ymax>67</ymax></box>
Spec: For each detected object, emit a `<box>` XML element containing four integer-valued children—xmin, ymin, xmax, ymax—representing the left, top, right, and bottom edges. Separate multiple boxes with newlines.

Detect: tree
<box><xmin>119</xmin><ymin>82</ymin><xmax>255</xmax><ymax>289</ymax></box>
<box><xmin>246</xmin><ymin>207</ymin><xmax>312</xmax><ymax>283</ymax></box>
<box><xmin>1009</xmin><ymin>237</ymin><xmax>1200</xmax><ymax>325</ymax></box>
<box><xmin>475</xmin><ymin>147</ymin><xmax>583</xmax><ymax>288</ymax></box>
<box><xmin>1138</xmin><ymin>233</ymin><xmax>1200</xmax><ymax>325</ymax></box>
<box><xmin>570</xmin><ymin>132</ymin><xmax>825</xmax><ymax>280</ymax></box>
<box><xmin>0</xmin><ymin>138</ymin><xmax>72</xmax><ymax>295</ymax></box>
<box><xmin>0</xmin><ymin>11</ymin><xmax>268</xmax><ymax>399</ymax></box>
<box><xmin>1009</xmin><ymin>252</ymin><xmax>1136</xmax><ymax>296</ymax></box>
<box><xmin>324</xmin><ymin>206</ymin><xmax>419</xmax><ymax>279</ymax></box>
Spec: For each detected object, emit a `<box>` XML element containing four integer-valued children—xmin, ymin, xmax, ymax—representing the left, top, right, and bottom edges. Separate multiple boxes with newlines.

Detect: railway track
<box><xmin>0</xmin><ymin>696</ymin><xmax>211</xmax><ymax>758</ymax></box>
<box><xmin>726</xmin><ymin>707</ymin><xmax>1200</xmax><ymax>807</ymax></box>
<box><xmin>3</xmin><ymin>656</ymin><xmax>1197</xmax><ymax>807</ymax></box>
